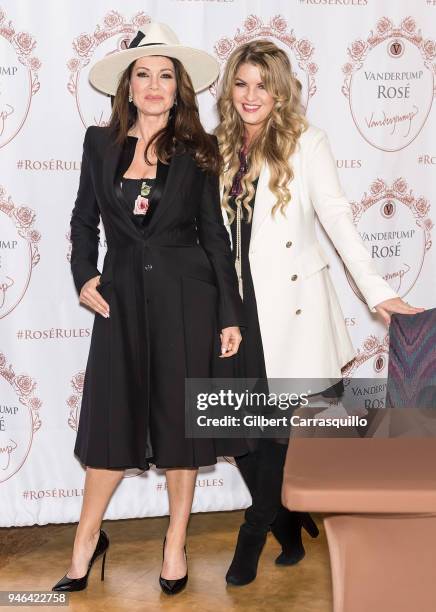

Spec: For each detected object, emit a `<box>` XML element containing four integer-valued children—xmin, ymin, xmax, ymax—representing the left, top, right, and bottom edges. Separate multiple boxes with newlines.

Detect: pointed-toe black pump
<box><xmin>159</xmin><ymin>536</ymin><xmax>188</xmax><ymax>595</ymax></box>
<box><xmin>52</xmin><ymin>529</ymin><xmax>109</xmax><ymax>592</ymax></box>
<box><xmin>271</xmin><ymin>510</ymin><xmax>319</xmax><ymax>566</ymax></box>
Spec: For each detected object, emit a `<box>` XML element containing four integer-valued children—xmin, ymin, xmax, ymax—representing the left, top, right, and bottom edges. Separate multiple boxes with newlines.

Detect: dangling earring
<box><xmin>128</xmin><ymin>89</ymin><xmax>133</xmax><ymax>103</ymax></box>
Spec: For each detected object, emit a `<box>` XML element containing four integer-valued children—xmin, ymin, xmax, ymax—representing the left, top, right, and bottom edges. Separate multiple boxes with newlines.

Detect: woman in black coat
<box><xmin>52</xmin><ymin>23</ymin><xmax>246</xmax><ymax>596</ymax></box>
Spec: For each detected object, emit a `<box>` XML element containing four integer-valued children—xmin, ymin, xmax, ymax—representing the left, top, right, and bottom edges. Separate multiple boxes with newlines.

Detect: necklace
<box><xmin>235</xmin><ymin>203</ymin><xmax>243</xmax><ymax>299</ymax></box>
<box><xmin>230</xmin><ymin>145</ymin><xmax>249</xmax><ymax>300</ymax></box>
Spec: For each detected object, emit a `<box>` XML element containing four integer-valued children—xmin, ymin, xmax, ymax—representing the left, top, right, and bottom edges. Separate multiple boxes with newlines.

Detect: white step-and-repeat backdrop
<box><xmin>1</xmin><ymin>0</ymin><xmax>435</xmax><ymax>527</ymax></box>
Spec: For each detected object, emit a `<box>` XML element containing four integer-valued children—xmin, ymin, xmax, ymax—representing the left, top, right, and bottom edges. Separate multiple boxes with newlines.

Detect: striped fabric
<box><xmin>386</xmin><ymin>307</ymin><xmax>436</xmax><ymax>410</ymax></box>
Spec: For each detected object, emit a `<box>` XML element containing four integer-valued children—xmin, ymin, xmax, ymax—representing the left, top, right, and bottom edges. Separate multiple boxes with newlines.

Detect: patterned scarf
<box><xmin>229</xmin><ymin>146</ymin><xmax>249</xmax><ymax>198</ymax></box>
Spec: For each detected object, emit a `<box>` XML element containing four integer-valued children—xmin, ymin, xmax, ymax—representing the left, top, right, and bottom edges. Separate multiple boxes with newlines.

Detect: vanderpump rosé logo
<box><xmin>341</xmin><ymin>335</ymin><xmax>390</xmax><ymax>428</ymax></box>
<box><xmin>0</xmin><ymin>352</ymin><xmax>42</xmax><ymax>482</ymax></box>
<box><xmin>67</xmin><ymin>10</ymin><xmax>151</xmax><ymax>128</ymax></box>
<box><xmin>343</xmin><ymin>334</ymin><xmax>390</xmax><ymax>378</ymax></box>
<box><xmin>310</xmin><ymin>343</ymin><xmax>391</xmax><ymax>434</ymax></box>
<box><xmin>0</xmin><ymin>185</ymin><xmax>41</xmax><ymax>318</ymax></box>
<box><xmin>346</xmin><ymin>178</ymin><xmax>433</xmax><ymax>302</ymax></box>
<box><xmin>213</xmin><ymin>15</ymin><xmax>318</xmax><ymax>108</ymax></box>
<box><xmin>342</xmin><ymin>17</ymin><xmax>436</xmax><ymax>151</ymax></box>
<box><xmin>0</xmin><ymin>7</ymin><xmax>41</xmax><ymax>147</ymax></box>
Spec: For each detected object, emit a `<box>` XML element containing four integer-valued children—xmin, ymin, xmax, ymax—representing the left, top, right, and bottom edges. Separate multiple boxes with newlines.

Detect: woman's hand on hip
<box><xmin>220</xmin><ymin>327</ymin><xmax>242</xmax><ymax>357</ymax></box>
<box><xmin>374</xmin><ymin>297</ymin><xmax>425</xmax><ymax>326</ymax></box>
<box><xmin>79</xmin><ymin>275</ymin><xmax>110</xmax><ymax>318</ymax></box>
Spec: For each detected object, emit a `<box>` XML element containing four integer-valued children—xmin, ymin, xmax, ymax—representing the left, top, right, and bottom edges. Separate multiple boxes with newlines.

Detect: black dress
<box><xmin>110</xmin><ymin>136</ymin><xmax>248</xmax><ymax>469</ymax></box>
<box><xmin>72</xmin><ymin>127</ymin><xmax>248</xmax><ymax>471</ymax></box>
<box><xmin>227</xmin><ymin>178</ymin><xmax>281</xmax><ymax>452</ymax></box>
<box><xmin>228</xmin><ymin>178</ymin><xmax>267</xmax><ymax>382</ymax></box>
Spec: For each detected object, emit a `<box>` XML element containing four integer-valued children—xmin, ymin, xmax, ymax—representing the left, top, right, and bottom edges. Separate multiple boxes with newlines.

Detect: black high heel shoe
<box><xmin>159</xmin><ymin>536</ymin><xmax>188</xmax><ymax>595</ymax></box>
<box><xmin>271</xmin><ymin>510</ymin><xmax>319</xmax><ymax>566</ymax></box>
<box><xmin>51</xmin><ymin>529</ymin><xmax>109</xmax><ymax>592</ymax></box>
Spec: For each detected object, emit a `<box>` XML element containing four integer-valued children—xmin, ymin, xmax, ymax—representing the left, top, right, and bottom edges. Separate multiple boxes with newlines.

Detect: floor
<box><xmin>0</xmin><ymin>510</ymin><xmax>332</xmax><ymax>611</ymax></box>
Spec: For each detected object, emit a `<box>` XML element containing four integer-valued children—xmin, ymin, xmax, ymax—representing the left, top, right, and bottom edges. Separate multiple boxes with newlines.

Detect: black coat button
<box><xmin>296</xmin><ymin>309</ymin><xmax>302</xmax><ymax>315</ymax></box>
<box><xmin>291</xmin><ymin>274</ymin><xmax>298</xmax><ymax>281</ymax></box>
<box><xmin>286</xmin><ymin>241</ymin><xmax>292</xmax><ymax>248</ymax></box>
<box><xmin>144</xmin><ymin>264</ymin><xmax>153</xmax><ymax>271</ymax></box>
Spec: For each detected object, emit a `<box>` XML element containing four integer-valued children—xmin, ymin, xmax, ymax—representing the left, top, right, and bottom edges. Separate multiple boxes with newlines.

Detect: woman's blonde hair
<box><xmin>215</xmin><ymin>40</ymin><xmax>308</xmax><ymax>223</ymax></box>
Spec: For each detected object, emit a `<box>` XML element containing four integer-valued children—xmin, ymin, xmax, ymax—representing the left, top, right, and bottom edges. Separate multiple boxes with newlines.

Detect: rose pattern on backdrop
<box><xmin>212</xmin><ymin>14</ymin><xmax>318</xmax><ymax>109</ymax></box>
<box><xmin>0</xmin><ymin>8</ymin><xmax>41</xmax><ymax>147</ymax></box>
<box><xmin>0</xmin><ymin>186</ymin><xmax>41</xmax><ymax>318</ymax></box>
<box><xmin>67</xmin><ymin>10</ymin><xmax>152</xmax><ymax>128</ymax></box>
<box><xmin>0</xmin><ymin>352</ymin><xmax>41</xmax><ymax>481</ymax></box>
<box><xmin>2</xmin><ymin>4</ymin><xmax>435</xmax><ymax>528</ymax></box>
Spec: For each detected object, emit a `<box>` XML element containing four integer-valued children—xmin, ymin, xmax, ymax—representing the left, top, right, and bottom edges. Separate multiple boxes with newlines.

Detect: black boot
<box><xmin>226</xmin><ymin>440</ymin><xmax>286</xmax><ymax>585</ymax></box>
<box><xmin>234</xmin><ymin>445</ymin><xmax>258</xmax><ymax>493</ymax></box>
<box><xmin>234</xmin><ymin>441</ymin><xmax>318</xmax><ymax>569</ymax></box>
<box><xmin>271</xmin><ymin>509</ymin><xmax>319</xmax><ymax>565</ymax></box>
<box><xmin>225</xmin><ymin>523</ymin><xmax>268</xmax><ymax>586</ymax></box>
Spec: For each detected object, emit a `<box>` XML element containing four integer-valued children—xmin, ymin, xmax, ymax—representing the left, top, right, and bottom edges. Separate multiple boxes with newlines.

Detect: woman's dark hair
<box><xmin>108</xmin><ymin>56</ymin><xmax>220</xmax><ymax>174</ymax></box>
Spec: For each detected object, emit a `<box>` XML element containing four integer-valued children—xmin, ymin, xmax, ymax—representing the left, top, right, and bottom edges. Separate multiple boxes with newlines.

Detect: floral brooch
<box><xmin>133</xmin><ymin>180</ymin><xmax>151</xmax><ymax>215</ymax></box>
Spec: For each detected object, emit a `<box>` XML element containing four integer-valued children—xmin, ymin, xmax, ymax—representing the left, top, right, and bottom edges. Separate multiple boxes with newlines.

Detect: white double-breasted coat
<box><xmin>221</xmin><ymin>124</ymin><xmax>398</xmax><ymax>391</ymax></box>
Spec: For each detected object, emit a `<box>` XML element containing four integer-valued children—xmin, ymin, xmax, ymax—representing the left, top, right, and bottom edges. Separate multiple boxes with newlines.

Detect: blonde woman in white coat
<box><xmin>215</xmin><ymin>40</ymin><xmax>424</xmax><ymax>586</ymax></box>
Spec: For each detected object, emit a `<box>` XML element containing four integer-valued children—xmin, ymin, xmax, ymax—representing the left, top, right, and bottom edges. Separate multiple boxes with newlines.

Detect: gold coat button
<box><xmin>291</xmin><ymin>274</ymin><xmax>298</xmax><ymax>281</ymax></box>
<box><xmin>286</xmin><ymin>241</ymin><xmax>292</xmax><ymax>248</ymax></box>
<box><xmin>296</xmin><ymin>309</ymin><xmax>302</xmax><ymax>315</ymax></box>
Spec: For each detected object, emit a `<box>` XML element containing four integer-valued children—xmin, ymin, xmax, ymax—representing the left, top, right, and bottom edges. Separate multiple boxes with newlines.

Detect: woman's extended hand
<box><xmin>79</xmin><ymin>275</ymin><xmax>110</xmax><ymax>318</ymax></box>
<box><xmin>374</xmin><ymin>297</ymin><xmax>425</xmax><ymax>326</ymax></box>
<box><xmin>220</xmin><ymin>326</ymin><xmax>242</xmax><ymax>357</ymax></box>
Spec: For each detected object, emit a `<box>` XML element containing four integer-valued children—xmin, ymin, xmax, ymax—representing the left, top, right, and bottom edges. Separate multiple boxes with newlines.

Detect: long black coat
<box><xmin>70</xmin><ymin>126</ymin><xmax>245</xmax><ymax>470</ymax></box>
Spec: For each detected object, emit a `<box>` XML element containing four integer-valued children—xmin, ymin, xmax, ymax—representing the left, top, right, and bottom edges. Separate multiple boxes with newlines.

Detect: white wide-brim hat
<box><xmin>89</xmin><ymin>22</ymin><xmax>220</xmax><ymax>95</ymax></box>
